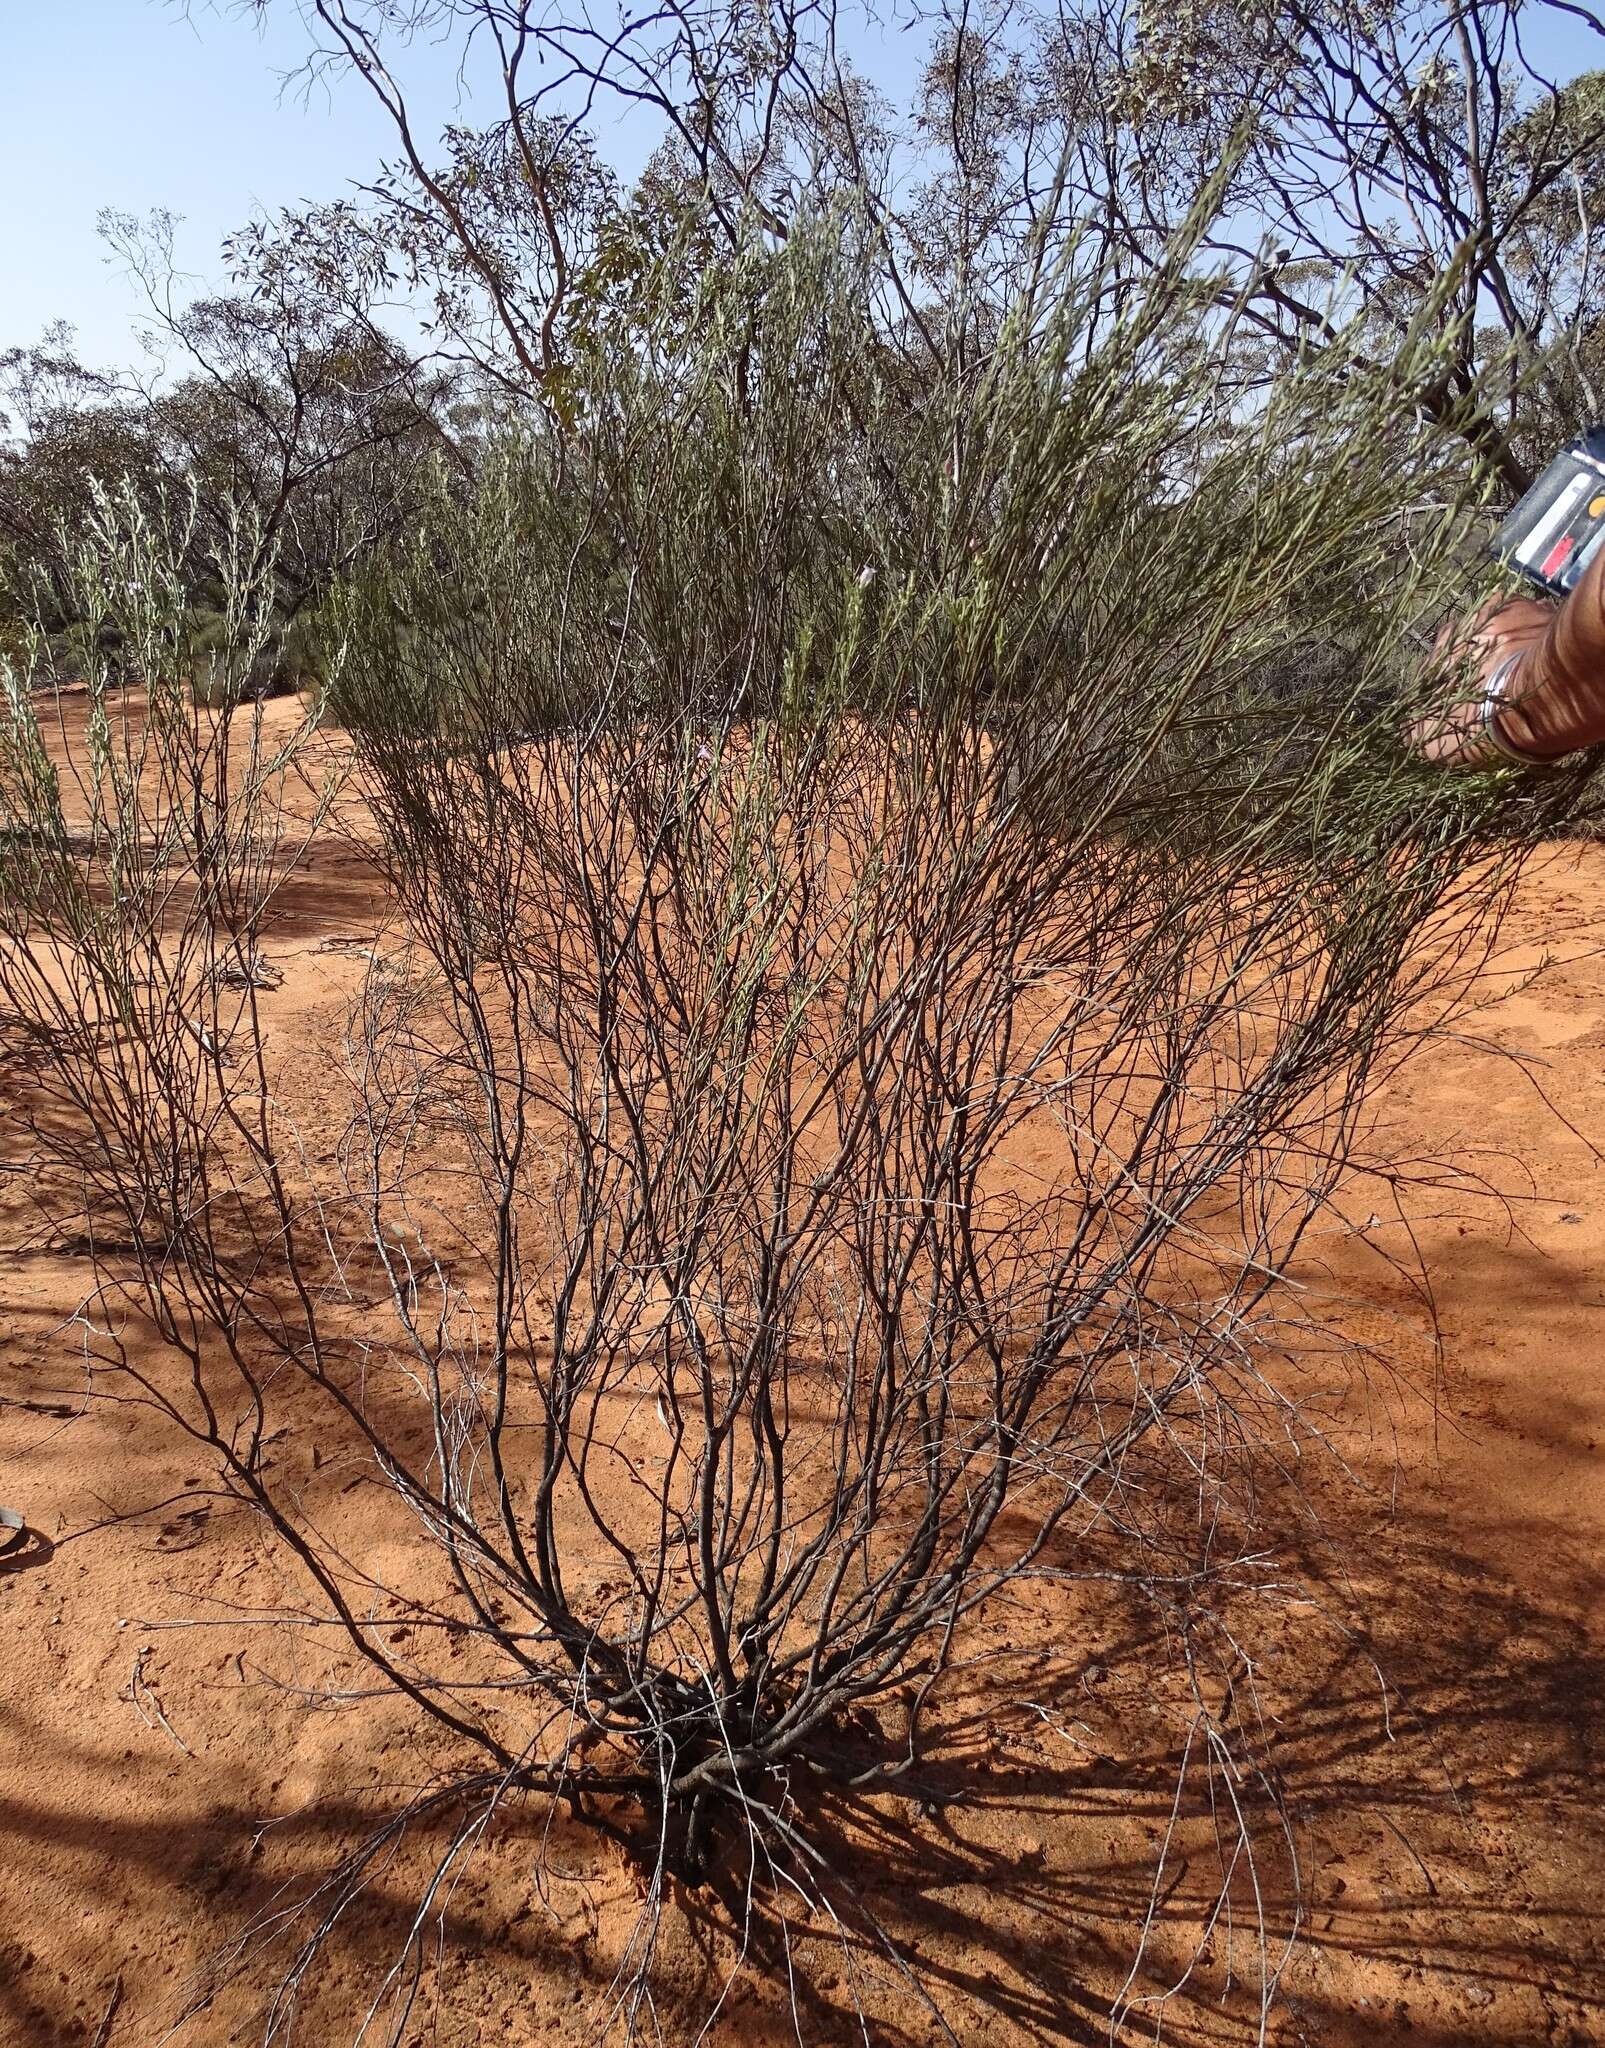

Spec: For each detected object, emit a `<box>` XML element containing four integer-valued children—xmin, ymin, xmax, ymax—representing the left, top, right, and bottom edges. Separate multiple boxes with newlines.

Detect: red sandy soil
<box><xmin>1</xmin><ymin>695</ymin><xmax>1602</xmax><ymax>2047</ymax></box>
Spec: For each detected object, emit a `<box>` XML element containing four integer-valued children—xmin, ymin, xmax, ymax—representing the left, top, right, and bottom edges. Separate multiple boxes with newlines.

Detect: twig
<box><xmin>89</xmin><ymin>1972</ymin><xmax>124</xmax><ymax>2048</ymax></box>
<box><xmin>128</xmin><ymin>1647</ymin><xmax>195</xmax><ymax>1758</ymax></box>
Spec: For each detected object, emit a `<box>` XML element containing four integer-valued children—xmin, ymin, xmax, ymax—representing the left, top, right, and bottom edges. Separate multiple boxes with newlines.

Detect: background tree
<box><xmin>0</xmin><ymin>326</ymin><xmax>156</xmax><ymax>636</ymax></box>
<box><xmin>1</xmin><ymin>218</ymin><xmax>459</xmax><ymax>669</ymax></box>
<box><xmin>106</xmin><ymin>207</ymin><xmax>461</xmax><ymax>618</ymax></box>
<box><xmin>1032</xmin><ymin>0</ymin><xmax>1605</xmax><ymax>490</ymax></box>
<box><xmin>238</xmin><ymin>0</ymin><xmax>1605</xmax><ymax>494</ymax></box>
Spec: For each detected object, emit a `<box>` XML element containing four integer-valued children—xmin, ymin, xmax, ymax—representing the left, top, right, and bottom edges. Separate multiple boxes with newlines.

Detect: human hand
<box><xmin>1410</xmin><ymin>592</ymin><xmax>1561</xmax><ymax>767</ymax></box>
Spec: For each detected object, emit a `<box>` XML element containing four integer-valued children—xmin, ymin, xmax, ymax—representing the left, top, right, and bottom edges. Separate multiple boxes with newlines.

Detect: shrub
<box><xmin>0</xmin><ymin>211</ymin><xmax>1595</xmax><ymax>2042</ymax></box>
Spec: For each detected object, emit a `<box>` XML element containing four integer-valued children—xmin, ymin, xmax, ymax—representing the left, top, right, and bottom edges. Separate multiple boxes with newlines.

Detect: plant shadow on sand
<box><xmin>2</xmin><ymin>1466</ymin><xmax>1600</xmax><ymax>2048</ymax></box>
<box><xmin>2</xmin><ymin>1008</ymin><xmax>1601</xmax><ymax>2044</ymax></box>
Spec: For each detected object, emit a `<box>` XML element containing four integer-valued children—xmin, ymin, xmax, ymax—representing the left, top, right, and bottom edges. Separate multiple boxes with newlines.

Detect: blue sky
<box><xmin>1</xmin><ymin>0</ymin><xmax>686</xmax><ymax>371</ymax></box>
<box><xmin>5</xmin><ymin>4</ymin><xmax>394</xmax><ymax>367</ymax></box>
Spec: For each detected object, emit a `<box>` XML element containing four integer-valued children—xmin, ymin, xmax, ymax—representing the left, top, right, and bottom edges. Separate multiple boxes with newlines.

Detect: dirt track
<box><xmin>1</xmin><ymin>705</ymin><xmax>1602</xmax><ymax>2045</ymax></box>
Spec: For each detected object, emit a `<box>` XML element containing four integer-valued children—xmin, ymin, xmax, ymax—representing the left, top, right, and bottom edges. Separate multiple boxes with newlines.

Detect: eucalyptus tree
<box><xmin>240</xmin><ymin>0</ymin><xmax>1605</xmax><ymax>493</ymax></box>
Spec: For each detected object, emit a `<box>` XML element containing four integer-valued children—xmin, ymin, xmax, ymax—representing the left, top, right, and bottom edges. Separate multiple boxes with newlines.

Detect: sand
<box><xmin>1</xmin><ymin>697</ymin><xmax>1602</xmax><ymax>2046</ymax></box>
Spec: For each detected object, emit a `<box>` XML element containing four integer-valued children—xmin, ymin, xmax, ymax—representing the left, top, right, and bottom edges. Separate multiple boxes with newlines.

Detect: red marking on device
<box><xmin>1540</xmin><ymin>533</ymin><xmax>1577</xmax><ymax>580</ymax></box>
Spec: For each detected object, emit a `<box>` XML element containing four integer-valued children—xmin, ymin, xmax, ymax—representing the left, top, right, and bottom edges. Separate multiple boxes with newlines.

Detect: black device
<box><xmin>1495</xmin><ymin>425</ymin><xmax>1605</xmax><ymax>596</ymax></box>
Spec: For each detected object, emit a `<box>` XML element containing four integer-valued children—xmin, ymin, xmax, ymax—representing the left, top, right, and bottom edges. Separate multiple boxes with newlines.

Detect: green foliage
<box><xmin>325</xmin><ymin>203</ymin><xmax>1594</xmax><ymax>848</ymax></box>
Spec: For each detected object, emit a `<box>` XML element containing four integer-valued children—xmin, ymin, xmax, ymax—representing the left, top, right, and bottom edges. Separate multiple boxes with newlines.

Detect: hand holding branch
<box><xmin>1418</xmin><ymin>546</ymin><xmax>1605</xmax><ymax>768</ymax></box>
